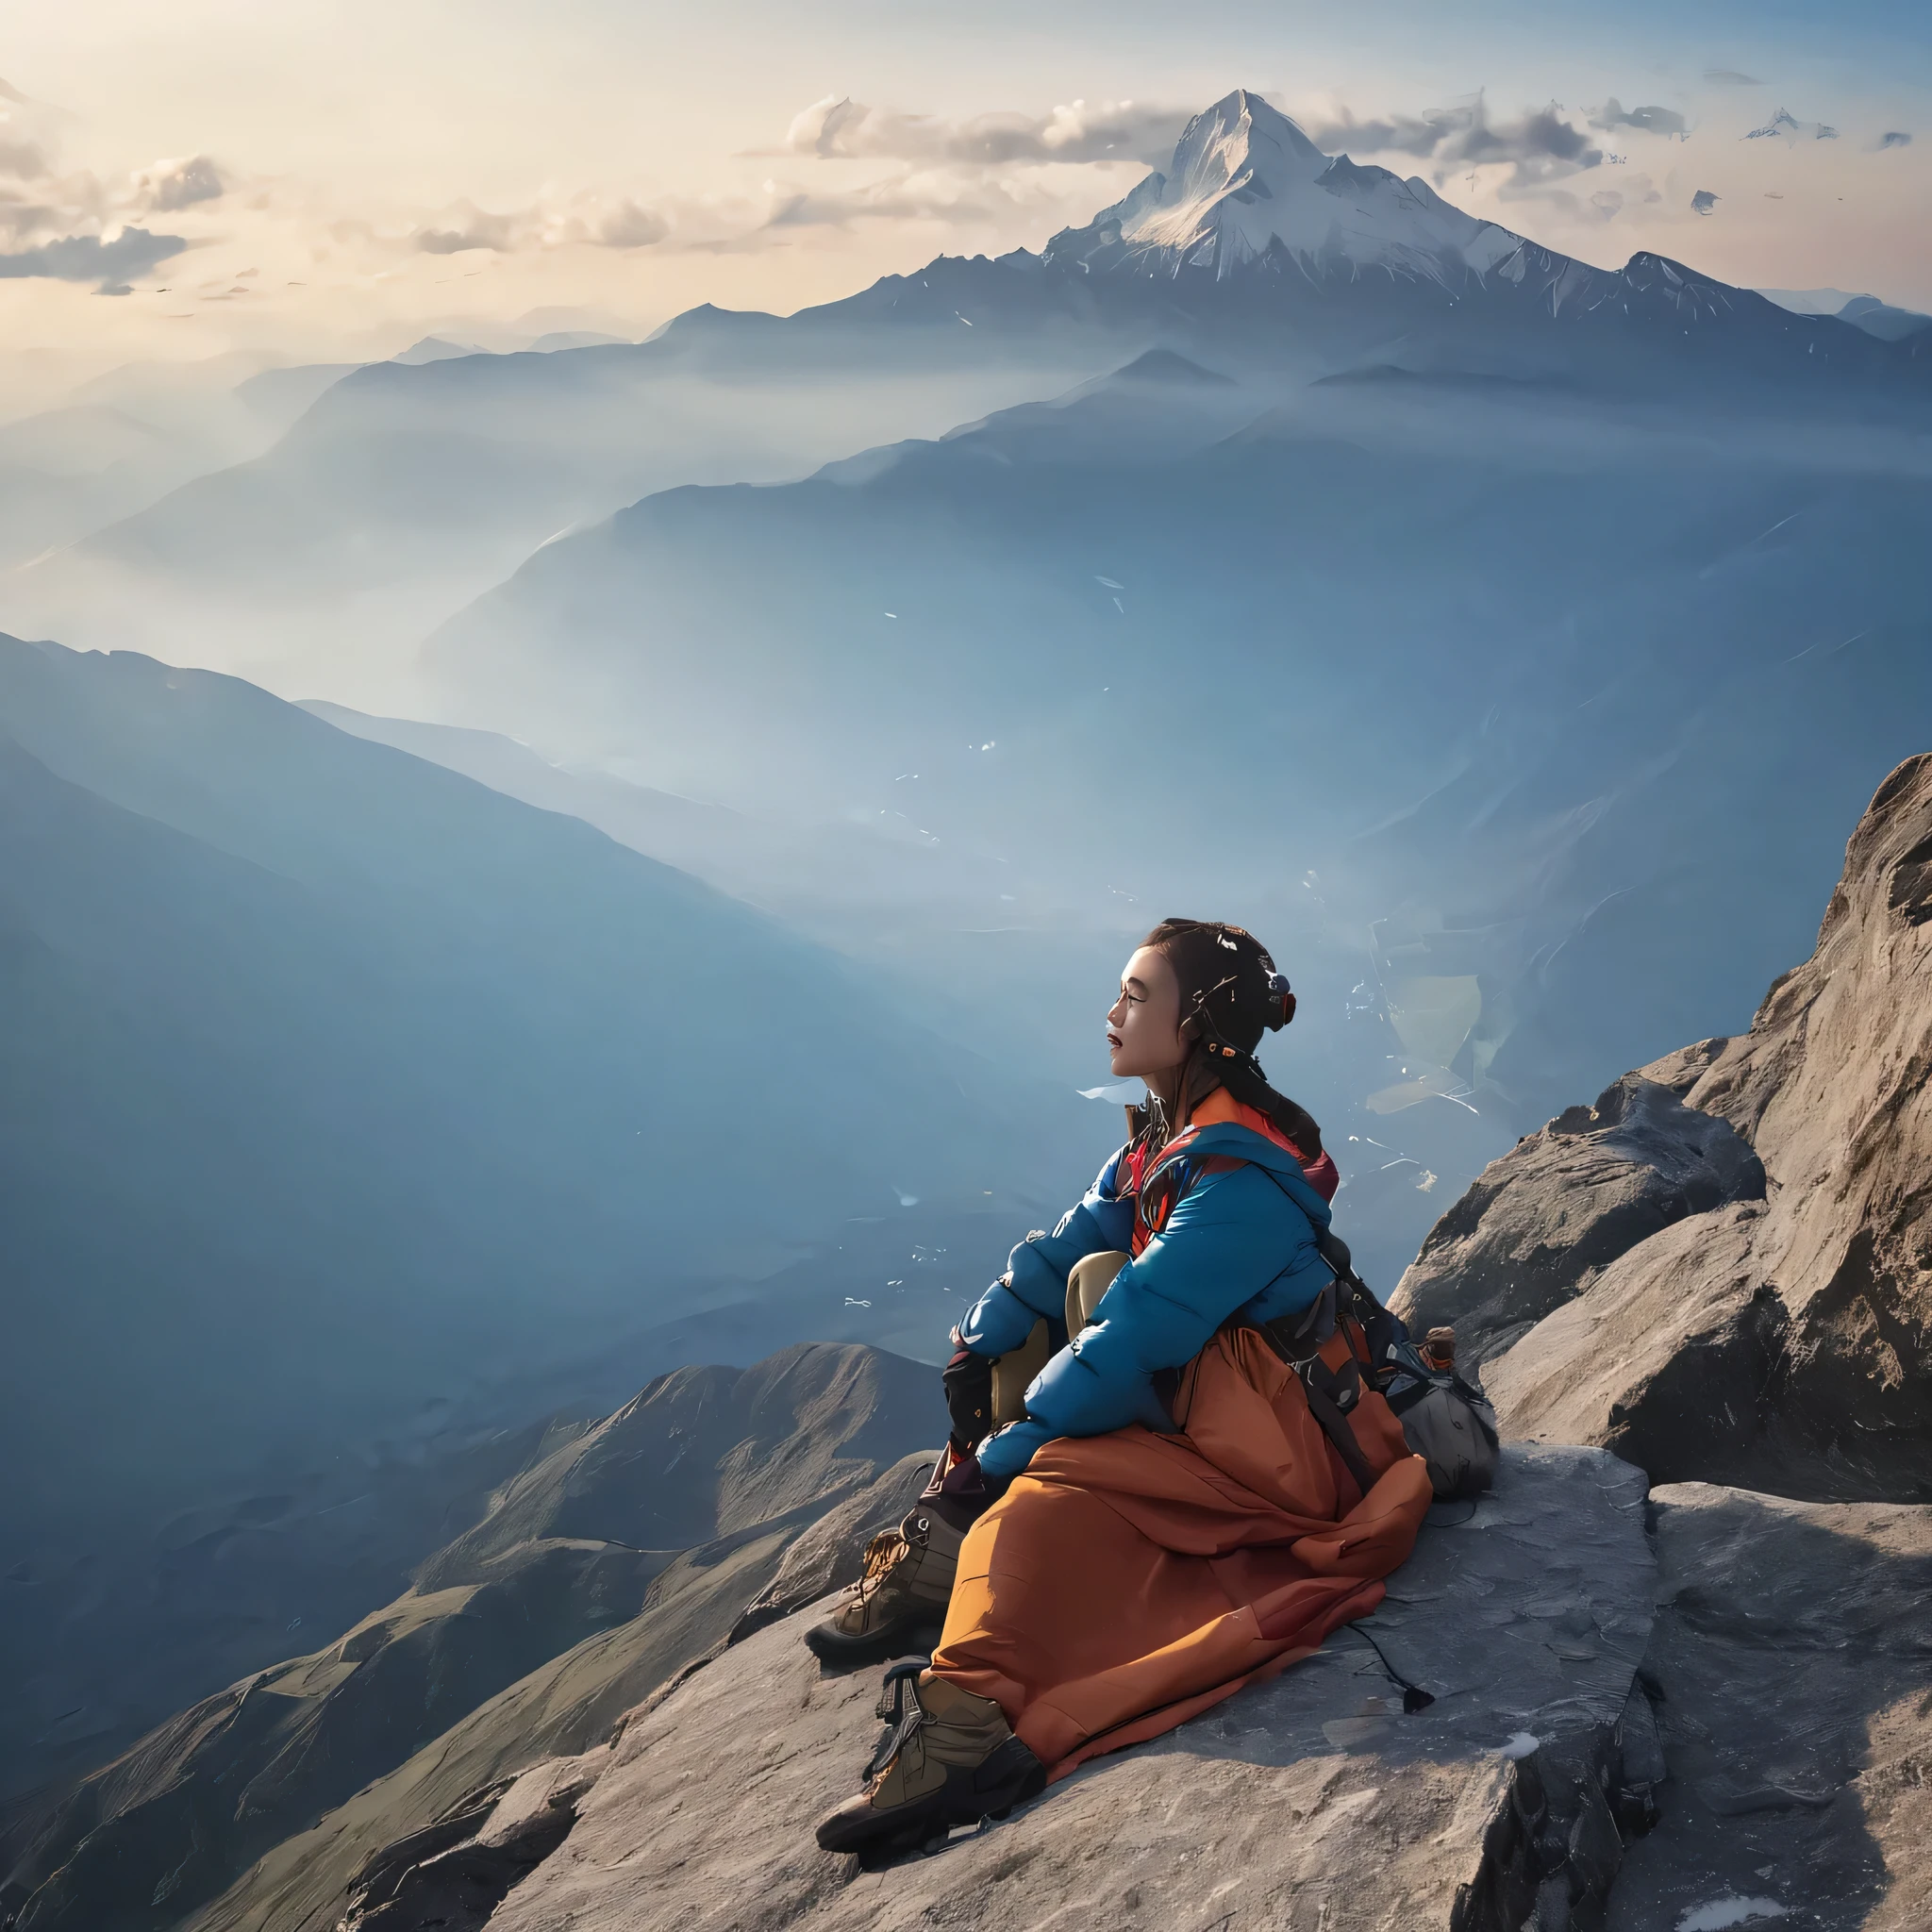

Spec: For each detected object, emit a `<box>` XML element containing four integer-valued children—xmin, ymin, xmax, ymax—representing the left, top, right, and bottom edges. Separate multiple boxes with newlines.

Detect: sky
<box><xmin>5</xmin><ymin>0</ymin><xmax>1930</xmax><ymax>391</ymax></box>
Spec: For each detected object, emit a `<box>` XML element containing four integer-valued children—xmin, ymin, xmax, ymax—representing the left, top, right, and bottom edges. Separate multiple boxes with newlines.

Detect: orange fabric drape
<box><xmin>931</xmin><ymin>1323</ymin><xmax>1433</xmax><ymax>1779</ymax></box>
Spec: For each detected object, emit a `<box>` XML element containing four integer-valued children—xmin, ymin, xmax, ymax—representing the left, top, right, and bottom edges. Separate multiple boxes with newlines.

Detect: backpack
<box><xmin>1256</xmin><ymin>1225</ymin><xmax>1499</xmax><ymax>1503</ymax></box>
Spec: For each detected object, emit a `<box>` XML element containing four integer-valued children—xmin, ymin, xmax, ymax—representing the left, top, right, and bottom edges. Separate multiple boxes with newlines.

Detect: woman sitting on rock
<box><xmin>808</xmin><ymin>920</ymin><xmax>1435</xmax><ymax>1857</ymax></box>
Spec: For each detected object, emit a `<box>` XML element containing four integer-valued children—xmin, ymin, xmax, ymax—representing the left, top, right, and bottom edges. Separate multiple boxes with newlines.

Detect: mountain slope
<box><xmin>295</xmin><ymin>699</ymin><xmax>1033</xmax><ymax>949</ymax></box>
<box><xmin>0</xmin><ymin>635</ymin><xmax>1100</xmax><ymax>1795</ymax></box>
<box><xmin>2</xmin><ymin>332</ymin><xmax>1114</xmax><ymax>692</ymax></box>
<box><xmin>1</xmin><ymin>1347</ymin><xmax>934</xmax><ymax>1932</ymax></box>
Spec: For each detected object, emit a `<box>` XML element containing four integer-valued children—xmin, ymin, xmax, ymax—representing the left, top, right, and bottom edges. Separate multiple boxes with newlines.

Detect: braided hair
<box><xmin>1141</xmin><ymin>918</ymin><xmax>1323</xmax><ymax>1159</ymax></box>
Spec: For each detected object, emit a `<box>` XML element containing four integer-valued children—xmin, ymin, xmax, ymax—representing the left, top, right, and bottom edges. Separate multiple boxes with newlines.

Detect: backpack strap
<box><xmin>1247</xmin><ymin>1182</ymin><xmax>1402</xmax><ymax>1495</ymax></box>
<box><xmin>1134</xmin><ymin>1143</ymin><xmax>1246</xmax><ymax>1246</ymax></box>
<box><xmin>1297</xmin><ymin>1357</ymin><xmax>1378</xmax><ymax>1498</ymax></box>
<box><xmin>1251</xmin><ymin>1308</ymin><xmax>1377</xmax><ymax>1494</ymax></box>
<box><xmin>1159</xmin><ymin>1155</ymin><xmax>1389</xmax><ymax>1496</ymax></box>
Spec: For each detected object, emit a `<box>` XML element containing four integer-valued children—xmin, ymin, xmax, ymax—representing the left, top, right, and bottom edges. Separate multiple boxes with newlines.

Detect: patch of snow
<box><xmin>1676</xmin><ymin>1900</ymin><xmax>1789</xmax><ymax>1932</ymax></box>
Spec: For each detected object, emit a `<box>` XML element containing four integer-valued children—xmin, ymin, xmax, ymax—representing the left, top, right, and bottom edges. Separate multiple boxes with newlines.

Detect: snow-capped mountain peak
<box><xmin>1046</xmin><ymin>87</ymin><xmax>1528</xmax><ymax>288</ymax></box>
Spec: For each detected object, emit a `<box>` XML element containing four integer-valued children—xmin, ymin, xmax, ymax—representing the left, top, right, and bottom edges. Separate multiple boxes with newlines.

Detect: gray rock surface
<box><xmin>1482</xmin><ymin>1204</ymin><xmax>1802</xmax><ymax>1495</ymax></box>
<box><xmin>1392</xmin><ymin>1072</ymin><xmax>1764</xmax><ymax>1365</ymax></box>
<box><xmin>436</xmin><ymin>1446</ymin><xmax>1656</xmax><ymax>1932</ymax></box>
<box><xmin>1402</xmin><ymin>755</ymin><xmax>1932</xmax><ymax>1503</ymax></box>
<box><xmin>1607</xmin><ymin>1483</ymin><xmax>1932</xmax><ymax>1931</ymax></box>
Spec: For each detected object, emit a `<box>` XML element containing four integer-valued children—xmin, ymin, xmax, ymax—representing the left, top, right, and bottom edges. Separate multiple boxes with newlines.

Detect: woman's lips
<box><xmin>1107</xmin><ymin>1031</ymin><xmax>1122</xmax><ymax>1049</ymax></box>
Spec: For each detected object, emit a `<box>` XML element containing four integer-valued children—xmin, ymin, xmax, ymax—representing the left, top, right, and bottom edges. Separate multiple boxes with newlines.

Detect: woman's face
<box><xmin>1107</xmin><ymin>945</ymin><xmax>1189</xmax><ymax>1080</ymax></box>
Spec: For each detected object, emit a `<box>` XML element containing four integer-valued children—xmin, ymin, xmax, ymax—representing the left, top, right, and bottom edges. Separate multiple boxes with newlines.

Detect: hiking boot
<box><xmin>804</xmin><ymin>1507</ymin><xmax>962</xmax><ymax>1665</ymax></box>
<box><xmin>814</xmin><ymin>1663</ymin><xmax>1045</xmax><ymax>1857</ymax></box>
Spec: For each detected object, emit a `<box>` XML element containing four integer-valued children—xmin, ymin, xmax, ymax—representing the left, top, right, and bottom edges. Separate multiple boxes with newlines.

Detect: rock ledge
<box><xmin>366</xmin><ymin>1446</ymin><xmax>1657</xmax><ymax>1932</ymax></box>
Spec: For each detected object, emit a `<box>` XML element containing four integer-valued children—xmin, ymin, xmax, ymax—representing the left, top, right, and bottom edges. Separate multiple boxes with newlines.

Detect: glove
<box><xmin>941</xmin><ymin>1343</ymin><xmax>994</xmax><ymax>1454</ymax></box>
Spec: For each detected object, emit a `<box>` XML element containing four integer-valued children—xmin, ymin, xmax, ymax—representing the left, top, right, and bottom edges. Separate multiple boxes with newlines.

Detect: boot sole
<box><xmin>815</xmin><ymin>1743</ymin><xmax>1046</xmax><ymax>1859</ymax></box>
<box><xmin>826</xmin><ymin>1803</ymin><xmax>1000</xmax><ymax>1865</ymax></box>
<box><xmin>802</xmin><ymin>1613</ymin><xmax>942</xmax><ymax>1667</ymax></box>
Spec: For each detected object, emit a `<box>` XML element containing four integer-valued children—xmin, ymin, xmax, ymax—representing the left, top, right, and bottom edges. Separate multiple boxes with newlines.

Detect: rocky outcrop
<box><xmin>2</xmin><ymin>1347</ymin><xmax>933</xmax><ymax>1932</ymax></box>
<box><xmin>329</xmin><ymin>1756</ymin><xmax>601</xmax><ymax>1932</ymax></box>
<box><xmin>1394</xmin><ymin>1072</ymin><xmax>1765</xmax><ymax>1365</ymax></box>
<box><xmin>1396</xmin><ymin>755</ymin><xmax>1932</xmax><ymax>1503</ymax></box>
<box><xmin>352</xmin><ymin>1447</ymin><xmax>1657</xmax><ymax>1932</ymax></box>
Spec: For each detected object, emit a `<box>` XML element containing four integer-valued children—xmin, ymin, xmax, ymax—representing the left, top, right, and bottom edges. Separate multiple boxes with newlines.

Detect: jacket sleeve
<box><xmin>954</xmin><ymin>1147</ymin><xmax>1135</xmax><ymax>1357</ymax></box>
<box><xmin>975</xmin><ymin>1161</ymin><xmax>1326</xmax><ymax>1481</ymax></box>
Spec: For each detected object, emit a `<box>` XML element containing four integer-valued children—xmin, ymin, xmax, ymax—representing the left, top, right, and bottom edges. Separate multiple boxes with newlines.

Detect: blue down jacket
<box><xmin>961</xmin><ymin>1124</ymin><xmax>1334</xmax><ymax>1482</ymax></box>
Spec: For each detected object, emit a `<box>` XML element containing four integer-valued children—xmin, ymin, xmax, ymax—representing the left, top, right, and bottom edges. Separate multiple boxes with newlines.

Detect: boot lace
<box><xmin>850</xmin><ymin>1528</ymin><xmax>908</xmax><ymax>1607</ymax></box>
<box><xmin>863</xmin><ymin>1657</ymin><xmax>933</xmax><ymax>1783</ymax></box>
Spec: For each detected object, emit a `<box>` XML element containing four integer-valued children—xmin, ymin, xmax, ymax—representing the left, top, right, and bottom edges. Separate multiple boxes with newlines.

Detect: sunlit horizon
<box><xmin>5</xmin><ymin>1</ymin><xmax>1930</xmax><ymax>412</ymax></box>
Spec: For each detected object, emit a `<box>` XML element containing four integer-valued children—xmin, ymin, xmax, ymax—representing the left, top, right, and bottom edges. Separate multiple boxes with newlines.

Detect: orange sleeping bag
<box><xmin>930</xmin><ymin>1320</ymin><xmax>1433</xmax><ymax>1778</ymax></box>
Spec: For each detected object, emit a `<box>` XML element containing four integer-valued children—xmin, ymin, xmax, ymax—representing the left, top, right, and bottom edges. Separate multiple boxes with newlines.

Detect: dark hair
<box><xmin>1141</xmin><ymin>918</ymin><xmax>1323</xmax><ymax>1158</ymax></box>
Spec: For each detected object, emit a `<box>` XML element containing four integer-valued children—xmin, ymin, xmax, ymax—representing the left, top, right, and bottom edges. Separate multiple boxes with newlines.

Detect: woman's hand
<box><xmin>942</xmin><ymin>1344</ymin><xmax>994</xmax><ymax>1453</ymax></box>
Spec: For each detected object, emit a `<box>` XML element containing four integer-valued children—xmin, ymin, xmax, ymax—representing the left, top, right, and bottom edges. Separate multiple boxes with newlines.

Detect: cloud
<box><xmin>1306</xmin><ymin>94</ymin><xmax>1601</xmax><ymax>191</ymax></box>
<box><xmin>0</xmin><ymin>225</ymin><xmax>187</xmax><ymax>291</ymax></box>
<box><xmin>761</xmin><ymin>171</ymin><xmax>1039</xmax><ymax>232</ymax></box>
<box><xmin>410</xmin><ymin>190</ymin><xmax>687</xmax><ymax>254</ymax></box>
<box><xmin>1590</xmin><ymin>99</ymin><xmax>1688</xmax><ymax>139</ymax></box>
<box><xmin>1690</xmin><ymin>189</ymin><xmax>1721</xmax><ymax>215</ymax></box>
<box><xmin>1876</xmin><ymin>130</ymin><xmax>1912</xmax><ymax>150</ymax></box>
<box><xmin>595</xmin><ymin>199</ymin><xmax>669</xmax><ymax>247</ymax></box>
<box><xmin>402</xmin><ymin>89</ymin><xmax>1158</xmax><ymax>260</ymax></box>
<box><xmin>782</xmin><ymin>95</ymin><xmax>1190</xmax><ymax>167</ymax></box>
<box><xmin>1705</xmin><ymin>69</ymin><xmax>1763</xmax><ymax>87</ymax></box>
<box><xmin>414</xmin><ymin>202</ymin><xmax>521</xmax><ymax>253</ymax></box>
<box><xmin>0</xmin><ymin>95</ymin><xmax>211</xmax><ymax>289</ymax></box>
<box><xmin>1744</xmin><ymin>108</ymin><xmax>1839</xmax><ymax>142</ymax></box>
<box><xmin>133</xmin><ymin>154</ymin><xmax>224</xmax><ymax>211</ymax></box>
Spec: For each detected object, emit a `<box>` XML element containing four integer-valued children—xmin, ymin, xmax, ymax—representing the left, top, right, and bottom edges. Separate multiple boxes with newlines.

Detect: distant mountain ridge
<box><xmin>733</xmin><ymin>88</ymin><xmax>1921</xmax><ymax>390</ymax></box>
<box><xmin>10</xmin><ymin>86</ymin><xmax>1924</xmax><ymax>691</ymax></box>
<box><xmin>1759</xmin><ymin>286</ymin><xmax>1932</xmax><ymax>341</ymax></box>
